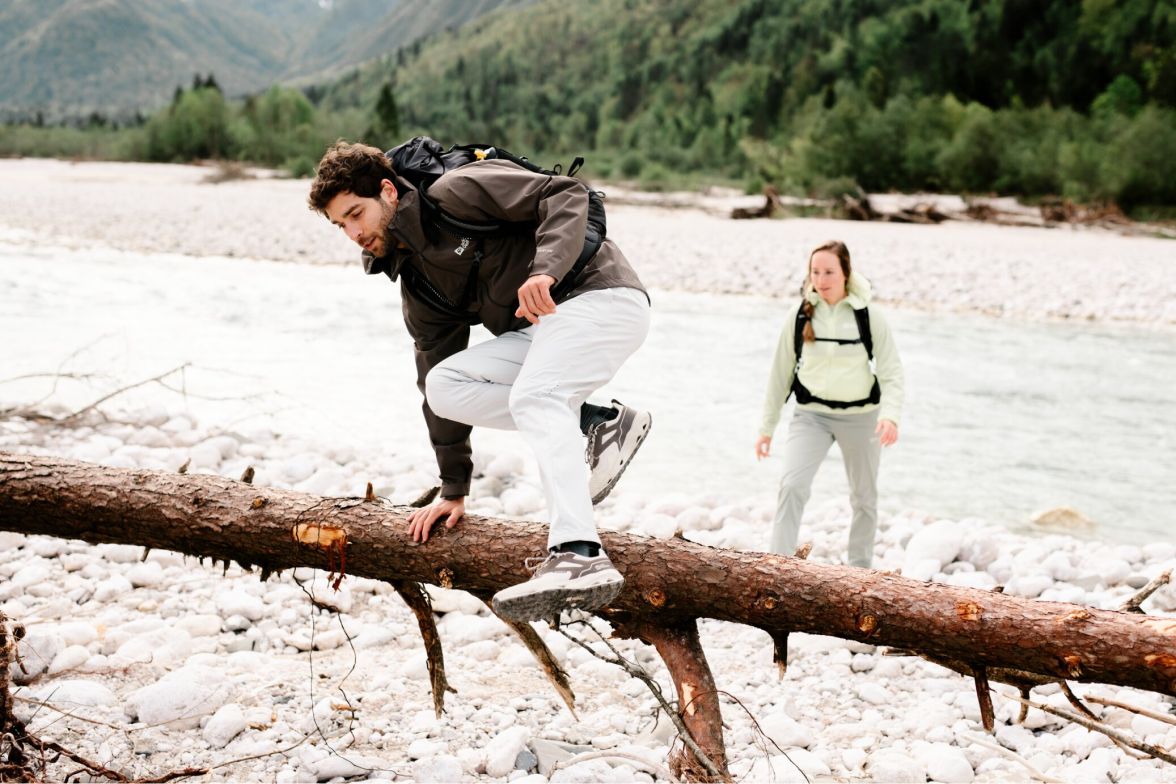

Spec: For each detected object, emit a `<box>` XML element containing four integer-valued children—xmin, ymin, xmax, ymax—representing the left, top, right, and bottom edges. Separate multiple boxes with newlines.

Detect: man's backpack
<box><xmin>789</xmin><ymin>303</ymin><xmax>881</xmax><ymax>409</ymax></box>
<box><xmin>385</xmin><ymin>136</ymin><xmax>605</xmax><ymax>307</ymax></box>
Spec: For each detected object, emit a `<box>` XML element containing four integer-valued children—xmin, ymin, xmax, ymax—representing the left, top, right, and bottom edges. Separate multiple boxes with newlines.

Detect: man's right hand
<box><xmin>407</xmin><ymin>496</ymin><xmax>466</xmax><ymax>543</ymax></box>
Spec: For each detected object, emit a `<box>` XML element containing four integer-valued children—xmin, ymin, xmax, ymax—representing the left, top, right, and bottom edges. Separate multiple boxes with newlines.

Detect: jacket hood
<box><xmin>804</xmin><ymin>272</ymin><xmax>872</xmax><ymax>308</ymax></box>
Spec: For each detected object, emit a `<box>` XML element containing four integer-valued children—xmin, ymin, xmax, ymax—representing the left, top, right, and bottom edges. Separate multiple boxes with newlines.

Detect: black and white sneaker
<box><xmin>491</xmin><ymin>551</ymin><xmax>625</xmax><ymax>622</ymax></box>
<box><xmin>586</xmin><ymin>400</ymin><xmax>651</xmax><ymax>505</ymax></box>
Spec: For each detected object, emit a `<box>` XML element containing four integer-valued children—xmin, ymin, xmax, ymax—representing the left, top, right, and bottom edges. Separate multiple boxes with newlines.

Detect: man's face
<box><xmin>324</xmin><ymin>179</ymin><xmax>398</xmax><ymax>257</ymax></box>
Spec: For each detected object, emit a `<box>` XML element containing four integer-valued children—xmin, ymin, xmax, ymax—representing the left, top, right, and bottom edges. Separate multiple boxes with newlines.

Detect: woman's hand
<box><xmin>755</xmin><ymin>435</ymin><xmax>772</xmax><ymax>460</ymax></box>
<box><xmin>876</xmin><ymin>418</ymin><xmax>899</xmax><ymax>447</ymax></box>
<box><xmin>407</xmin><ymin>496</ymin><xmax>465</xmax><ymax>542</ymax></box>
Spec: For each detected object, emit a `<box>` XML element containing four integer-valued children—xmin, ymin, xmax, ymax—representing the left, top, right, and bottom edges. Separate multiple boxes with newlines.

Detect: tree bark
<box><xmin>3</xmin><ymin>452</ymin><xmax>1176</xmax><ymax>764</ymax></box>
<box><xmin>1</xmin><ymin>453</ymin><xmax>1174</xmax><ymax>696</ymax></box>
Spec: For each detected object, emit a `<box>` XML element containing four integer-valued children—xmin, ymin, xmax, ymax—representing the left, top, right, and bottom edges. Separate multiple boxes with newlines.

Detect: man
<box><xmin>308</xmin><ymin>141</ymin><xmax>651</xmax><ymax>622</ymax></box>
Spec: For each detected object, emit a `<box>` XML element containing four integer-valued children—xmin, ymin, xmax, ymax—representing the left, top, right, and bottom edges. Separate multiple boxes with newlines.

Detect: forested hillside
<box><xmin>324</xmin><ymin>0</ymin><xmax>1175</xmax><ymax>207</ymax></box>
<box><xmin>0</xmin><ymin>0</ymin><xmax>533</xmax><ymax>122</ymax></box>
<box><xmin>2</xmin><ymin>0</ymin><xmax>1173</xmax><ymax>209</ymax></box>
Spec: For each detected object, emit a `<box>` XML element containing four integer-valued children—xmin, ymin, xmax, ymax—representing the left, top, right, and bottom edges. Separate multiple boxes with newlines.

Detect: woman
<box><xmin>756</xmin><ymin>240</ymin><xmax>904</xmax><ymax>568</ymax></box>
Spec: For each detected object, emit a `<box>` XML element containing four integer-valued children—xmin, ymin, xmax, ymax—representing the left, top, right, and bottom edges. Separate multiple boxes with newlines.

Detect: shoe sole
<box><xmin>590</xmin><ymin>416</ymin><xmax>652</xmax><ymax>506</ymax></box>
<box><xmin>492</xmin><ymin>578</ymin><xmax>624</xmax><ymax>623</ymax></box>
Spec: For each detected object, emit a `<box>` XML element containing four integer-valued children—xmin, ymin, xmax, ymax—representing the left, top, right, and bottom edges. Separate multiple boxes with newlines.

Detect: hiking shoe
<box><xmin>586</xmin><ymin>400</ymin><xmax>651</xmax><ymax>505</ymax></box>
<box><xmin>491</xmin><ymin>550</ymin><xmax>624</xmax><ymax>622</ymax></box>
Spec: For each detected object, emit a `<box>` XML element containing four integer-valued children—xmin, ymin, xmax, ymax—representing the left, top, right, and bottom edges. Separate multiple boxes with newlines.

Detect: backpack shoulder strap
<box><xmin>793</xmin><ymin>303</ymin><xmax>807</xmax><ymax>364</ymax></box>
<box><xmin>854</xmin><ymin>307</ymin><xmax>874</xmax><ymax>360</ymax></box>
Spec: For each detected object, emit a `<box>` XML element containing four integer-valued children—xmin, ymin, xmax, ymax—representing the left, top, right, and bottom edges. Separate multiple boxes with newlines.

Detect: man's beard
<box><xmin>375</xmin><ymin>199</ymin><xmax>397</xmax><ymax>256</ymax></box>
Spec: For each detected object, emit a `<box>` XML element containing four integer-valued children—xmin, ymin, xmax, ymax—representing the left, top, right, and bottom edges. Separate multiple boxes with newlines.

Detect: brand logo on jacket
<box><xmin>454</xmin><ymin>238</ymin><xmax>471</xmax><ymax>256</ymax></box>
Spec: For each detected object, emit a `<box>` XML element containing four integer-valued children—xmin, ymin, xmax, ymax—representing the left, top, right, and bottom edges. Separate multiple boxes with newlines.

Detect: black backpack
<box><xmin>385</xmin><ymin>136</ymin><xmax>605</xmax><ymax>313</ymax></box>
<box><xmin>789</xmin><ymin>303</ymin><xmax>881</xmax><ymax>409</ymax></box>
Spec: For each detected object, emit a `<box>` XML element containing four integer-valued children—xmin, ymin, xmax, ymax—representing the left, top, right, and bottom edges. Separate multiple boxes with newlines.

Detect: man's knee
<box><xmin>425</xmin><ymin>364</ymin><xmax>462</xmax><ymax>419</ymax></box>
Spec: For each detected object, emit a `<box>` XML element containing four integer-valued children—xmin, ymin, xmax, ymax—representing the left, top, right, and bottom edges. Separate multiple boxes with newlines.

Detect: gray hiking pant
<box><xmin>771</xmin><ymin>408</ymin><xmax>881</xmax><ymax>568</ymax></box>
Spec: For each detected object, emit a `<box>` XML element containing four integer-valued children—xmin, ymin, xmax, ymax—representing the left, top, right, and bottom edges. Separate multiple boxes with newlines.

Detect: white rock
<box><xmin>13</xmin><ymin>628</ymin><xmax>63</xmax><ymax>683</ymax></box>
<box><xmin>116</xmin><ymin>628</ymin><xmax>192</xmax><ymax>665</ymax></box>
<box><xmin>95</xmin><ymin>544</ymin><xmax>144</xmax><ymax>564</ymax></box>
<box><xmin>1131</xmin><ymin>712</ymin><xmax>1174</xmax><ymax>738</ymax></box>
<box><xmin>904</xmin><ymin>519</ymin><xmax>964</xmax><ymax>570</ymax></box>
<box><xmin>11</xmin><ymin>560</ymin><xmax>51</xmax><ymax>589</ymax></box>
<box><xmin>304</xmin><ymin>752</ymin><xmax>389</xmax><ymax>781</ymax></box>
<box><xmin>549</xmin><ymin>760</ymin><xmax>616</xmax><ymax>783</ymax></box>
<box><xmin>92</xmin><ymin>574</ymin><xmax>134</xmax><ymax>603</ymax></box>
<box><xmin>484</xmin><ymin>452</ymin><xmax>525</xmax><ymax>479</ymax></box>
<box><xmin>741</xmin><ymin>754</ymin><xmax>810</xmax><ymax>783</ymax></box>
<box><xmin>945</xmin><ymin>570</ymin><xmax>998</xmax><ymax>590</ymax></box>
<box><xmin>915</xmin><ymin>743</ymin><xmax>974</xmax><ymax>783</ymax></box>
<box><xmin>215</xmin><ymin>590</ymin><xmax>266</xmax><ymax>621</ymax></box>
<box><xmin>759</xmin><ymin>711</ymin><xmax>814</xmax><ymax>749</ymax></box>
<box><xmin>1004</xmin><ymin>574</ymin><xmax>1054</xmax><ymax>598</ymax></box>
<box><xmin>57</xmin><ymin>622</ymin><xmax>98</xmax><ymax>647</ymax></box>
<box><xmin>779</xmin><ymin>748</ymin><xmax>831</xmax><ymax>777</ymax></box>
<box><xmin>425</xmin><ymin>586</ymin><xmax>485</xmax><ymax>614</ymax></box>
<box><xmin>0</xmin><ymin>532</ymin><xmax>27</xmax><ymax>550</ymax></box>
<box><xmin>1066</xmin><ymin>746</ymin><xmax>1117</xmax><ymax>782</ymax></box>
<box><xmin>31</xmin><ymin>679</ymin><xmax>117</xmax><ymax>707</ymax></box>
<box><xmin>855</xmin><ymin>681</ymin><xmax>890</xmax><ymax>705</ymax></box>
<box><xmin>407</xmin><ymin>739</ymin><xmax>446</xmax><ymax>760</ymax></box>
<box><xmin>413</xmin><ymin>755</ymin><xmax>464</xmax><ymax>783</ymax></box>
<box><xmin>47</xmin><ymin>644</ymin><xmax>91</xmax><ymax>675</ymax></box>
<box><xmin>279</xmin><ymin>455</ymin><xmax>319</xmax><ymax>484</ymax></box>
<box><xmin>866</xmin><ymin>750</ymin><xmax>926</xmax><ymax>783</ymax></box>
<box><xmin>901</xmin><ymin>556</ymin><xmax>942</xmax><ymax>581</ymax></box>
<box><xmin>127</xmin><ymin>561</ymin><xmax>165</xmax><ymax>587</ymax></box>
<box><xmin>176</xmin><ymin>614</ymin><xmax>224</xmax><ymax>637</ymax></box>
<box><xmin>484</xmin><ymin>725</ymin><xmax>531</xmax><ymax>778</ymax></box>
<box><xmin>204</xmin><ymin>703</ymin><xmax>248</xmax><ymax>749</ymax></box>
<box><xmin>125</xmin><ymin>667</ymin><xmax>229</xmax><ymax>727</ymax></box>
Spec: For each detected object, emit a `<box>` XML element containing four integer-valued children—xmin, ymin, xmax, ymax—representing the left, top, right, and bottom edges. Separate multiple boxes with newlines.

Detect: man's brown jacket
<box><xmin>362</xmin><ymin>158</ymin><xmax>646</xmax><ymax>498</ymax></box>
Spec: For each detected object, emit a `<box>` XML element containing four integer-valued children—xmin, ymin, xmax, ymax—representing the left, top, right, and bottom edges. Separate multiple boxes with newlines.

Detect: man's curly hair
<box><xmin>308</xmin><ymin>140</ymin><xmax>396</xmax><ymax>213</ymax></box>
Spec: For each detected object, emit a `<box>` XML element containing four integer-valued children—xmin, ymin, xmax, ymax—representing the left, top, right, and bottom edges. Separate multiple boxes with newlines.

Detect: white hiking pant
<box><xmin>771</xmin><ymin>408</ymin><xmax>881</xmax><ymax>568</ymax></box>
<box><xmin>425</xmin><ymin>287</ymin><xmax>650</xmax><ymax>551</ymax></box>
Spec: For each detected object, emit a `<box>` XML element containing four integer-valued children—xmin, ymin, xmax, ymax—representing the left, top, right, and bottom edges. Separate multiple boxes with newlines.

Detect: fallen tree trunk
<box><xmin>2</xmin><ymin>453</ymin><xmax>1175</xmax><ymax>775</ymax></box>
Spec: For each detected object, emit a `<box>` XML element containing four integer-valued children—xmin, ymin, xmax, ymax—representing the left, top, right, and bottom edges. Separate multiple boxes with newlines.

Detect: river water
<box><xmin>2</xmin><ymin>241</ymin><xmax>1173</xmax><ymax>545</ymax></box>
<box><xmin>612</xmin><ymin>290</ymin><xmax>1176</xmax><ymax>546</ymax></box>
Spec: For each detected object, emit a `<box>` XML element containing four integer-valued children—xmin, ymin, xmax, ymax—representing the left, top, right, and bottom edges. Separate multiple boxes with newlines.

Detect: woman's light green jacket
<box><xmin>759</xmin><ymin>273</ymin><xmax>905</xmax><ymax>437</ymax></box>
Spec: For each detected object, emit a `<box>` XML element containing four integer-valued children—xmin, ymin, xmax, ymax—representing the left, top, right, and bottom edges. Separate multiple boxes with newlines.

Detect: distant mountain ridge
<box><xmin>0</xmin><ymin>0</ymin><xmax>534</xmax><ymax>121</ymax></box>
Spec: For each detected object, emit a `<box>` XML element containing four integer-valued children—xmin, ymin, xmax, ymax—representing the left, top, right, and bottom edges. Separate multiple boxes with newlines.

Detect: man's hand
<box><xmin>876</xmin><ymin>418</ymin><xmax>899</xmax><ymax>447</ymax></box>
<box><xmin>515</xmin><ymin>274</ymin><xmax>558</xmax><ymax>324</ymax></box>
<box><xmin>406</xmin><ymin>496</ymin><xmax>465</xmax><ymax>543</ymax></box>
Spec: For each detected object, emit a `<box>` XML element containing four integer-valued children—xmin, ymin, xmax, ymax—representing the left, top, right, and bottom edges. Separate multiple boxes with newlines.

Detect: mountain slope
<box><xmin>0</xmin><ymin>0</ymin><xmax>533</xmax><ymax>121</ymax></box>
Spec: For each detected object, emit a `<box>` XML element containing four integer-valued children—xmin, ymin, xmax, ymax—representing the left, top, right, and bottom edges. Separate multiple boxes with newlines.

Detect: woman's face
<box><xmin>809</xmin><ymin>250</ymin><xmax>847</xmax><ymax>305</ymax></box>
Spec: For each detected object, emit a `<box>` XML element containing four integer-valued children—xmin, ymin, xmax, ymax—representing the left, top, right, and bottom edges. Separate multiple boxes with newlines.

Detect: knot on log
<box><xmin>1062</xmin><ymin>654</ymin><xmax>1084</xmax><ymax>677</ymax></box>
<box><xmin>857</xmin><ymin>613</ymin><xmax>878</xmax><ymax>636</ymax></box>
<box><xmin>291</xmin><ymin>523</ymin><xmax>349</xmax><ymax>590</ymax></box>
<box><xmin>758</xmin><ymin>595</ymin><xmax>778</xmax><ymax>610</ymax></box>
<box><xmin>1058</xmin><ymin>609</ymin><xmax>1092</xmax><ymax>624</ymax></box>
<box><xmin>956</xmin><ymin>601</ymin><xmax>984</xmax><ymax>622</ymax></box>
<box><xmin>438</xmin><ymin>568</ymin><xmax>454</xmax><ymax>589</ymax></box>
<box><xmin>1145</xmin><ymin>653</ymin><xmax>1176</xmax><ymax>673</ymax></box>
<box><xmin>251</xmin><ymin>497</ymin><xmax>267</xmax><ymax>509</ymax></box>
<box><xmin>644</xmin><ymin>589</ymin><xmax>667</xmax><ymax>608</ymax></box>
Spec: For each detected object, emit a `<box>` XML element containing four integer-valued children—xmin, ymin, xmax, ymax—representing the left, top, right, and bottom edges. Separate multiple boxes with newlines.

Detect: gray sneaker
<box><xmin>586</xmin><ymin>400</ymin><xmax>651</xmax><ymax>505</ymax></box>
<box><xmin>491</xmin><ymin>550</ymin><xmax>624</xmax><ymax>622</ymax></box>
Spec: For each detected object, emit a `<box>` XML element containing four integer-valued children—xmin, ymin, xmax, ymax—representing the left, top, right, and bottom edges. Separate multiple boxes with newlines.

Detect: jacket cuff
<box><xmin>440</xmin><ymin>482</ymin><xmax>470</xmax><ymax>499</ymax></box>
